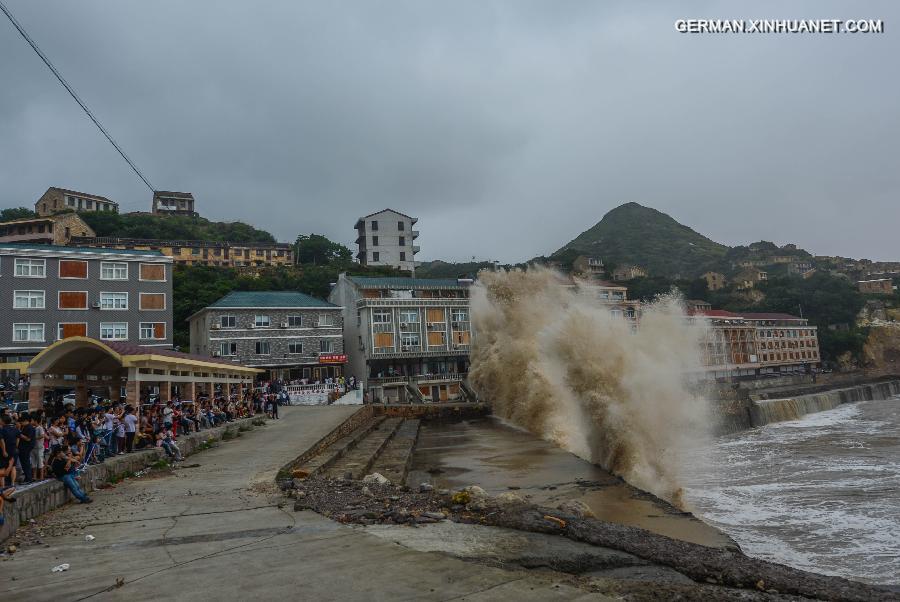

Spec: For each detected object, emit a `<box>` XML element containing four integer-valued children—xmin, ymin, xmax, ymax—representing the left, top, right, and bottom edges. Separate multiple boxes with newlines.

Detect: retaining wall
<box><xmin>0</xmin><ymin>418</ymin><xmax>260</xmax><ymax>544</ymax></box>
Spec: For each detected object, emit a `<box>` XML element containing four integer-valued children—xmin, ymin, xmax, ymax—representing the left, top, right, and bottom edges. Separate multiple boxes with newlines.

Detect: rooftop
<box><xmin>48</xmin><ymin>187</ymin><xmax>118</xmax><ymax>205</ymax></box>
<box><xmin>739</xmin><ymin>312</ymin><xmax>805</xmax><ymax>321</ymax></box>
<box><xmin>102</xmin><ymin>340</ymin><xmax>248</xmax><ymax>368</ymax></box>
<box><xmin>0</xmin><ymin>242</ymin><xmax>165</xmax><ymax>257</ymax></box>
<box><xmin>347</xmin><ymin>275</ymin><xmax>468</xmax><ymax>290</ymax></box>
<box><xmin>207</xmin><ymin>290</ymin><xmax>338</xmax><ymax>309</ymax></box>
<box><xmin>354</xmin><ymin>208</ymin><xmax>417</xmax><ymax>227</ymax></box>
<box><xmin>153</xmin><ymin>191</ymin><xmax>195</xmax><ymax>200</ymax></box>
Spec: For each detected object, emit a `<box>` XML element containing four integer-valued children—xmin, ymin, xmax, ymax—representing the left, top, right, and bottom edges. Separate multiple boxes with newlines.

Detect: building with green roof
<box><xmin>188</xmin><ymin>290</ymin><xmax>345</xmax><ymax>382</ymax></box>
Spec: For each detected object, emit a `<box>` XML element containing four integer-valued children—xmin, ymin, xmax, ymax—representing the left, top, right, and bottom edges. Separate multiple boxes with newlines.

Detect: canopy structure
<box><xmin>26</xmin><ymin>337</ymin><xmax>262</xmax><ymax>409</ymax></box>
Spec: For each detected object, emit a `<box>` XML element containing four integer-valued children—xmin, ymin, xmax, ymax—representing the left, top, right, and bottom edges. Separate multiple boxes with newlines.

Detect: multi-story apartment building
<box><xmin>355</xmin><ymin>209</ymin><xmax>420</xmax><ymax>273</ymax></box>
<box><xmin>152</xmin><ymin>191</ymin><xmax>197</xmax><ymax>217</ymax></box>
<box><xmin>0</xmin><ymin>243</ymin><xmax>173</xmax><ymax>366</ymax></box>
<box><xmin>69</xmin><ymin>236</ymin><xmax>294</xmax><ymax>268</ymax></box>
<box><xmin>743</xmin><ymin>312</ymin><xmax>820</xmax><ymax>371</ymax></box>
<box><xmin>612</xmin><ymin>265</ymin><xmax>647</xmax><ymax>281</ymax></box>
<box><xmin>329</xmin><ymin>274</ymin><xmax>472</xmax><ymax>403</ymax></box>
<box><xmin>188</xmin><ymin>291</ymin><xmax>344</xmax><ymax>381</ymax></box>
<box><xmin>702</xmin><ymin>271</ymin><xmax>727</xmax><ymax>291</ymax></box>
<box><xmin>0</xmin><ymin>213</ymin><xmax>95</xmax><ymax>246</ymax></box>
<box><xmin>691</xmin><ymin>308</ymin><xmax>820</xmax><ymax>378</ymax></box>
<box><xmin>34</xmin><ymin>187</ymin><xmax>118</xmax><ymax>216</ymax></box>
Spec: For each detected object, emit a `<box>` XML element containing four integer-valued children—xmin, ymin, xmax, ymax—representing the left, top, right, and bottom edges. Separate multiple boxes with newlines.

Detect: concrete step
<box><xmin>325</xmin><ymin>417</ymin><xmax>404</xmax><ymax>480</ymax></box>
<box><xmin>301</xmin><ymin>415</ymin><xmax>387</xmax><ymax>476</ymax></box>
<box><xmin>368</xmin><ymin>419</ymin><xmax>421</xmax><ymax>487</ymax></box>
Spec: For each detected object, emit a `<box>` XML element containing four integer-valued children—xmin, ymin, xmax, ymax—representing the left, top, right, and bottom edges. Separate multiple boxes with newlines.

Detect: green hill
<box><xmin>78</xmin><ymin>211</ymin><xmax>277</xmax><ymax>243</ymax></box>
<box><xmin>552</xmin><ymin>202</ymin><xmax>728</xmax><ymax>277</ymax></box>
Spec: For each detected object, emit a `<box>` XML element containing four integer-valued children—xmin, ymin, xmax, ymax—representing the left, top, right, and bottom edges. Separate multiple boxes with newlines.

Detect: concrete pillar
<box><xmin>27</xmin><ymin>374</ymin><xmax>45</xmax><ymax>410</ymax></box>
<box><xmin>181</xmin><ymin>381</ymin><xmax>195</xmax><ymax>401</ymax></box>
<box><xmin>75</xmin><ymin>378</ymin><xmax>88</xmax><ymax>408</ymax></box>
<box><xmin>159</xmin><ymin>382</ymin><xmax>171</xmax><ymax>403</ymax></box>
<box><xmin>125</xmin><ymin>381</ymin><xmax>140</xmax><ymax>410</ymax></box>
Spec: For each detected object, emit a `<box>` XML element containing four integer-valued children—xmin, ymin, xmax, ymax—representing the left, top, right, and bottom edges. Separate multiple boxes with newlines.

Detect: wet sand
<box><xmin>407</xmin><ymin>416</ymin><xmax>733</xmax><ymax>548</ymax></box>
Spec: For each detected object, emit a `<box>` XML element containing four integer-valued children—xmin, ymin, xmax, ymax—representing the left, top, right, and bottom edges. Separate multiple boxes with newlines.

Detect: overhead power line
<box><xmin>0</xmin><ymin>1</ymin><xmax>155</xmax><ymax>192</ymax></box>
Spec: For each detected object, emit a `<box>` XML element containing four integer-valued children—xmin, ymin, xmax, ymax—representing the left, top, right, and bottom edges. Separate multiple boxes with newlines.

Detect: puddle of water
<box><xmin>408</xmin><ymin>416</ymin><xmax>732</xmax><ymax>548</ymax></box>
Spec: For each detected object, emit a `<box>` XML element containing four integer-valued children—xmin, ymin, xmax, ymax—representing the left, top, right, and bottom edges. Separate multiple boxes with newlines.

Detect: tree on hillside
<box><xmin>0</xmin><ymin>207</ymin><xmax>37</xmax><ymax>221</ymax></box>
<box><xmin>294</xmin><ymin>234</ymin><xmax>351</xmax><ymax>265</ymax></box>
<box><xmin>79</xmin><ymin>212</ymin><xmax>275</xmax><ymax>243</ymax></box>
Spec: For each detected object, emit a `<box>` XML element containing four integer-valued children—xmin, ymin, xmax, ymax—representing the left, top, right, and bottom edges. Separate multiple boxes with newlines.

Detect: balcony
<box><xmin>412</xmin><ymin>245</ymin><xmax>421</xmax><ymax>254</ymax></box>
<box><xmin>411</xmin><ymin>230</ymin><xmax>420</xmax><ymax>239</ymax></box>
<box><xmin>357</xmin><ymin>298</ymin><xmax>469</xmax><ymax>308</ymax></box>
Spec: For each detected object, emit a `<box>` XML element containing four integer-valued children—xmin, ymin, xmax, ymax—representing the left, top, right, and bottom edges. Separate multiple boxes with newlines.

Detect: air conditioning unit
<box><xmin>401</xmin><ymin>346</ymin><xmax>409</xmax><ymax>351</ymax></box>
<box><xmin>400</xmin><ymin>322</ymin><xmax>408</xmax><ymax>328</ymax></box>
<box><xmin>249</xmin><ymin>324</ymin><xmax>256</xmax><ymax>329</ymax></box>
<box><xmin>211</xmin><ymin>351</ymin><xmax>220</xmax><ymax>357</ymax></box>
<box><xmin>91</xmin><ymin>301</ymin><xmax>101</xmax><ymax>309</ymax></box>
<box><xmin>211</xmin><ymin>324</ymin><xmax>221</xmax><ymax>330</ymax></box>
<box><xmin>280</xmin><ymin>322</ymin><xmax>289</xmax><ymax>328</ymax></box>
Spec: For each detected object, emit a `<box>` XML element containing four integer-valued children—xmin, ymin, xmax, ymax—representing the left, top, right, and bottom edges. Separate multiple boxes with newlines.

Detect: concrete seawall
<box><xmin>715</xmin><ymin>379</ymin><xmax>900</xmax><ymax>432</ymax></box>
<box><xmin>0</xmin><ymin>418</ymin><xmax>259</xmax><ymax>544</ymax></box>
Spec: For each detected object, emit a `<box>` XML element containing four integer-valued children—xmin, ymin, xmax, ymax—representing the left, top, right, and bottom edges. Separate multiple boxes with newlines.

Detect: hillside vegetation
<box><xmin>79</xmin><ymin>211</ymin><xmax>277</xmax><ymax>243</ymax></box>
<box><xmin>552</xmin><ymin>202</ymin><xmax>728</xmax><ymax>277</ymax></box>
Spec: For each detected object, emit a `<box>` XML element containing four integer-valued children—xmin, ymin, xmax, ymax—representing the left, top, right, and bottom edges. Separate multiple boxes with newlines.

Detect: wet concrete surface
<box><xmin>407</xmin><ymin>416</ymin><xmax>734</xmax><ymax>548</ymax></box>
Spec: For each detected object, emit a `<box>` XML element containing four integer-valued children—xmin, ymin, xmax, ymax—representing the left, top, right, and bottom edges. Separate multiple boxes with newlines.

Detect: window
<box><xmin>398</xmin><ymin>221</ymin><xmax>405</xmax><ymax>231</ymax></box>
<box><xmin>451</xmin><ymin>309</ymin><xmax>469</xmax><ymax>323</ymax></box>
<box><xmin>288</xmin><ymin>342</ymin><xmax>303</xmax><ymax>354</ymax></box>
<box><xmin>319</xmin><ymin>340</ymin><xmax>334</xmax><ymax>353</ymax></box>
<box><xmin>400</xmin><ymin>252</ymin><xmax>406</xmax><ymax>261</ymax></box>
<box><xmin>139</xmin><ymin>263</ymin><xmax>166</xmax><ymax>281</ymax></box>
<box><xmin>58</xmin><ymin>291</ymin><xmax>88</xmax><ymax>309</ymax></box>
<box><xmin>219</xmin><ymin>342</ymin><xmax>237</xmax><ymax>356</ymax></box>
<box><xmin>58</xmin><ymin>323</ymin><xmax>87</xmax><ymax>339</ymax></box>
<box><xmin>399</xmin><ymin>236</ymin><xmax>405</xmax><ymax>246</ymax></box>
<box><xmin>100</xmin><ymin>262</ymin><xmax>128</xmax><ymax>280</ymax></box>
<box><xmin>139</xmin><ymin>293</ymin><xmax>166</xmax><ymax>310</ymax></box>
<box><xmin>426</xmin><ymin>308</ymin><xmax>445</xmax><ymax>323</ymax></box>
<box><xmin>372</xmin><ymin>252</ymin><xmax>380</xmax><ymax>262</ymax></box>
<box><xmin>140</xmin><ymin>322</ymin><xmax>166</xmax><ymax>340</ymax></box>
<box><xmin>453</xmin><ymin>331</ymin><xmax>471</xmax><ymax>345</ymax></box>
<box><xmin>318</xmin><ymin>314</ymin><xmax>333</xmax><ymax>327</ymax></box>
<box><xmin>255</xmin><ymin>341</ymin><xmax>271</xmax><ymax>355</ymax></box>
<box><xmin>254</xmin><ymin>315</ymin><xmax>270</xmax><ymax>328</ymax></box>
<box><xmin>400</xmin><ymin>332</ymin><xmax>420</xmax><ymax>348</ymax></box>
<box><xmin>287</xmin><ymin>315</ymin><xmax>303</xmax><ymax>327</ymax></box>
<box><xmin>220</xmin><ymin>315</ymin><xmax>236</xmax><ymax>328</ymax></box>
<box><xmin>59</xmin><ymin>260</ymin><xmax>88</xmax><ymax>279</ymax></box>
<box><xmin>100</xmin><ymin>322</ymin><xmax>128</xmax><ymax>340</ymax></box>
<box><xmin>14</xmin><ymin>290</ymin><xmax>45</xmax><ymax>309</ymax></box>
<box><xmin>427</xmin><ymin>331</ymin><xmax>446</xmax><ymax>346</ymax></box>
<box><xmin>371</xmin><ymin>220</ymin><xmax>378</xmax><ymax>231</ymax></box>
<box><xmin>373</xmin><ymin>309</ymin><xmax>392</xmax><ymax>324</ymax></box>
<box><xmin>14</xmin><ymin>258</ymin><xmax>45</xmax><ymax>277</ymax></box>
<box><xmin>13</xmin><ymin>323</ymin><xmax>44</xmax><ymax>342</ymax></box>
<box><xmin>100</xmin><ymin>292</ymin><xmax>128</xmax><ymax>310</ymax></box>
<box><xmin>399</xmin><ymin>309</ymin><xmax>419</xmax><ymax>323</ymax></box>
<box><xmin>372</xmin><ymin>236</ymin><xmax>379</xmax><ymax>246</ymax></box>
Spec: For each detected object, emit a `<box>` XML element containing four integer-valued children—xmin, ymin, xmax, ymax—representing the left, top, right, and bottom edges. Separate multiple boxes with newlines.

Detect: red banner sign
<box><xmin>318</xmin><ymin>354</ymin><xmax>347</xmax><ymax>364</ymax></box>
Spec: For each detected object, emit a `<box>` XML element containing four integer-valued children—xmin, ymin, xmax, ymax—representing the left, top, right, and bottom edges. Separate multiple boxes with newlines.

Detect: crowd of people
<box><xmin>0</xmin><ymin>391</ymin><xmax>267</xmax><ymax>517</ymax></box>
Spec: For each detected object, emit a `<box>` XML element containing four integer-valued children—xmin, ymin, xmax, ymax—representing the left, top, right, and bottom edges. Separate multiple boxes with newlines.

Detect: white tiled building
<box><xmin>354</xmin><ymin>209</ymin><xmax>420</xmax><ymax>273</ymax></box>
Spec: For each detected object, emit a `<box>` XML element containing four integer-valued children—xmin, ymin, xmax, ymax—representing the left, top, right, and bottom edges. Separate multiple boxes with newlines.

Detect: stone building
<box><xmin>0</xmin><ymin>213</ymin><xmax>94</xmax><ymax>246</ymax></box>
<box><xmin>188</xmin><ymin>291</ymin><xmax>344</xmax><ymax>382</ymax></box>
<box><xmin>0</xmin><ymin>243</ymin><xmax>173</xmax><ymax>368</ymax></box>
<box><xmin>152</xmin><ymin>191</ymin><xmax>197</xmax><ymax>216</ymax></box>
<box><xmin>733</xmin><ymin>267</ymin><xmax>767</xmax><ymax>290</ymax></box>
<box><xmin>34</xmin><ymin>187</ymin><xmax>118</xmax><ymax>216</ymax></box>
<box><xmin>702</xmin><ymin>271</ymin><xmax>727</xmax><ymax>291</ymax></box>
<box><xmin>611</xmin><ymin>265</ymin><xmax>646</xmax><ymax>281</ymax></box>
<box><xmin>572</xmin><ymin>255</ymin><xmax>605</xmax><ymax>278</ymax></box>
<box><xmin>329</xmin><ymin>274</ymin><xmax>473</xmax><ymax>403</ymax></box>
<box><xmin>858</xmin><ymin>278</ymin><xmax>894</xmax><ymax>295</ymax></box>
<box><xmin>354</xmin><ymin>209</ymin><xmax>420</xmax><ymax>273</ymax></box>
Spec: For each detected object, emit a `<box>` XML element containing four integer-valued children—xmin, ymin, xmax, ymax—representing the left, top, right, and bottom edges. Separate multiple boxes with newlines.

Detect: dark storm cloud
<box><xmin>1</xmin><ymin>1</ymin><xmax>898</xmax><ymax>261</ymax></box>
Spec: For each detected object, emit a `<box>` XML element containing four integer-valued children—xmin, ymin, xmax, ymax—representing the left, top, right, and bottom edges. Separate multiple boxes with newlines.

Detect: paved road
<box><xmin>0</xmin><ymin>407</ymin><xmax>608</xmax><ymax>601</ymax></box>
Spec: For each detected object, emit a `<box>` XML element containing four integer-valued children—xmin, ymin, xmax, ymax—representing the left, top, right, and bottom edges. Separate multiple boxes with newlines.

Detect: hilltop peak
<box><xmin>552</xmin><ymin>203</ymin><xmax>727</xmax><ymax>277</ymax></box>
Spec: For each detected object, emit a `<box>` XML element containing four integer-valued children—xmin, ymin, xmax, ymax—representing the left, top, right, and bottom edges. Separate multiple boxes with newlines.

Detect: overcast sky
<box><xmin>1</xmin><ymin>1</ymin><xmax>898</xmax><ymax>263</ymax></box>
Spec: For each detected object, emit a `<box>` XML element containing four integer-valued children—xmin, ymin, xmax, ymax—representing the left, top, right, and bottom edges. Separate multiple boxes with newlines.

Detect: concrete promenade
<box><xmin>0</xmin><ymin>406</ymin><xmax>608</xmax><ymax>601</ymax></box>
